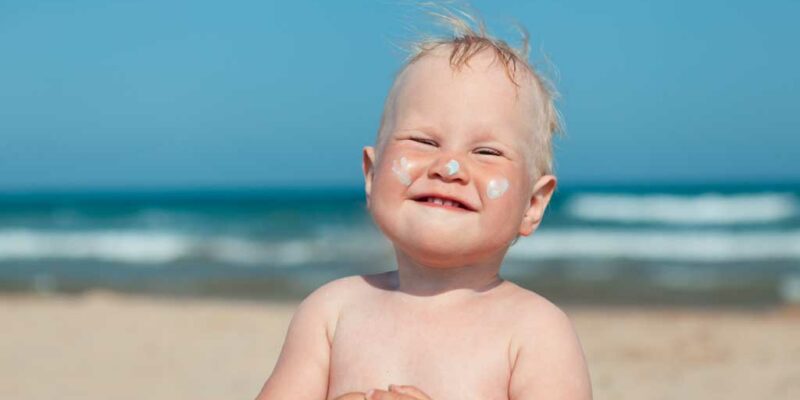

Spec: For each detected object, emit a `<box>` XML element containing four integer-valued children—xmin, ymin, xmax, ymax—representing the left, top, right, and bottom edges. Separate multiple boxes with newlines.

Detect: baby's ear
<box><xmin>519</xmin><ymin>175</ymin><xmax>557</xmax><ymax>237</ymax></box>
<box><xmin>362</xmin><ymin>146</ymin><xmax>376</xmax><ymax>204</ymax></box>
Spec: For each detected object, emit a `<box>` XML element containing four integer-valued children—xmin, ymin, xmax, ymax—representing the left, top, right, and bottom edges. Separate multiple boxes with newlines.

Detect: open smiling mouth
<box><xmin>412</xmin><ymin>196</ymin><xmax>475</xmax><ymax>212</ymax></box>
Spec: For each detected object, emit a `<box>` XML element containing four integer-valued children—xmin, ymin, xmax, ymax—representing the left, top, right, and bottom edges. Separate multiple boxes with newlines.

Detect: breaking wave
<box><xmin>565</xmin><ymin>192</ymin><xmax>798</xmax><ymax>225</ymax></box>
<box><xmin>2</xmin><ymin>227</ymin><xmax>799</xmax><ymax>266</ymax></box>
<box><xmin>0</xmin><ymin>228</ymin><xmax>387</xmax><ymax>267</ymax></box>
<box><xmin>509</xmin><ymin>228</ymin><xmax>800</xmax><ymax>262</ymax></box>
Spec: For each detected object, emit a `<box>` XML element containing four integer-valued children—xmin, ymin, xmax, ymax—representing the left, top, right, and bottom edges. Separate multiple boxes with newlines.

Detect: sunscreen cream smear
<box><xmin>391</xmin><ymin>157</ymin><xmax>412</xmax><ymax>186</ymax></box>
<box><xmin>486</xmin><ymin>178</ymin><xmax>509</xmax><ymax>199</ymax></box>
<box><xmin>445</xmin><ymin>159</ymin><xmax>459</xmax><ymax>176</ymax></box>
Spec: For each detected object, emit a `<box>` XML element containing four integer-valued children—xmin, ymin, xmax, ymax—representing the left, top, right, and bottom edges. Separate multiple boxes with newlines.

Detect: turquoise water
<box><xmin>1</xmin><ymin>182</ymin><xmax>799</xmax><ymax>306</ymax></box>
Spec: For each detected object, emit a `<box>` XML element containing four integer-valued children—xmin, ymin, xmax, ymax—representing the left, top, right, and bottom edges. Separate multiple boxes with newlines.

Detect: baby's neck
<box><xmin>390</xmin><ymin>250</ymin><xmax>506</xmax><ymax>299</ymax></box>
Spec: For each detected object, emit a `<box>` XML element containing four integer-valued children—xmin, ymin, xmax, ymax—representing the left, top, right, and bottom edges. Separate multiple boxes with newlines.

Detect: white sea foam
<box><xmin>2</xmin><ymin>226</ymin><xmax>798</xmax><ymax>266</ymax></box>
<box><xmin>566</xmin><ymin>192</ymin><xmax>798</xmax><ymax>225</ymax></box>
<box><xmin>0</xmin><ymin>227</ymin><xmax>388</xmax><ymax>266</ymax></box>
<box><xmin>508</xmin><ymin>228</ymin><xmax>800</xmax><ymax>262</ymax></box>
<box><xmin>0</xmin><ymin>229</ymin><xmax>195</xmax><ymax>264</ymax></box>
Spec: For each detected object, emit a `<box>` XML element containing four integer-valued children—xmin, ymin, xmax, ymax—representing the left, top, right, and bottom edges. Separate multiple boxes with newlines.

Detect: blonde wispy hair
<box><xmin>375</xmin><ymin>2</ymin><xmax>564</xmax><ymax>179</ymax></box>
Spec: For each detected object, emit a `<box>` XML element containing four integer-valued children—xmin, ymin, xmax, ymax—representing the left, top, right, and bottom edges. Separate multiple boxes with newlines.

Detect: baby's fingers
<box><xmin>389</xmin><ymin>384</ymin><xmax>432</xmax><ymax>400</ymax></box>
<box><xmin>366</xmin><ymin>389</ymin><xmax>418</xmax><ymax>400</ymax></box>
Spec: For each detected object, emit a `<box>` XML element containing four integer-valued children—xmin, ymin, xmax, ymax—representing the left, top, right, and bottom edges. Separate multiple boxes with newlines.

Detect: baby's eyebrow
<box><xmin>395</xmin><ymin>125</ymin><xmax>441</xmax><ymax>136</ymax></box>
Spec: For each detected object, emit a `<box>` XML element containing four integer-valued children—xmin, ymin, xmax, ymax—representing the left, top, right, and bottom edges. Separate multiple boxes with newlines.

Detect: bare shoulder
<box><xmin>501</xmin><ymin>283</ymin><xmax>582</xmax><ymax>360</ymax></box>
<box><xmin>308</xmin><ymin>272</ymin><xmax>386</xmax><ymax>304</ymax></box>
<box><xmin>297</xmin><ymin>272</ymin><xmax>386</xmax><ymax>334</ymax></box>
<box><xmin>501</xmin><ymin>282</ymin><xmax>576</xmax><ymax>331</ymax></box>
<box><xmin>254</xmin><ymin>274</ymin><xmax>375</xmax><ymax>399</ymax></box>
<box><xmin>503</xmin><ymin>282</ymin><xmax>593</xmax><ymax>399</ymax></box>
<box><xmin>298</xmin><ymin>275</ymin><xmax>367</xmax><ymax>329</ymax></box>
<box><xmin>303</xmin><ymin>274</ymin><xmax>367</xmax><ymax>305</ymax></box>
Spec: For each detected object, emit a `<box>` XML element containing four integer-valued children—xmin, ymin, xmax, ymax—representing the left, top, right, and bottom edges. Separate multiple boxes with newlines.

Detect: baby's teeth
<box><xmin>424</xmin><ymin>197</ymin><xmax>462</xmax><ymax>208</ymax></box>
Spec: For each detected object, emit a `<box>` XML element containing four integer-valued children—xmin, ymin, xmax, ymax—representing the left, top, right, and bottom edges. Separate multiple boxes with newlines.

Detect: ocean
<box><xmin>1</xmin><ymin>182</ymin><xmax>798</xmax><ymax>306</ymax></box>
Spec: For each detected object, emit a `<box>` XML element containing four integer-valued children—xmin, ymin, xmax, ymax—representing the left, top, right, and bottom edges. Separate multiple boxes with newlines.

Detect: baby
<box><xmin>256</xmin><ymin>11</ymin><xmax>592</xmax><ymax>400</ymax></box>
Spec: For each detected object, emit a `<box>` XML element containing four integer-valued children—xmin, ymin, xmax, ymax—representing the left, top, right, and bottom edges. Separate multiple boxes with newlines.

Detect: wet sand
<box><xmin>1</xmin><ymin>291</ymin><xmax>798</xmax><ymax>399</ymax></box>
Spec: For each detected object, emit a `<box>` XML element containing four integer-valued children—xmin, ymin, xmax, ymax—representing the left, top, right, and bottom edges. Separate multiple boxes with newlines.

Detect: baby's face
<box><xmin>363</xmin><ymin>49</ymin><xmax>555</xmax><ymax>267</ymax></box>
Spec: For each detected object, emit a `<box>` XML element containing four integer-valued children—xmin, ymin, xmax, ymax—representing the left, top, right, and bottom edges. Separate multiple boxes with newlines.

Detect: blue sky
<box><xmin>1</xmin><ymin>0</ymin><xmax>798</xmax><ymax>191</ymax></box>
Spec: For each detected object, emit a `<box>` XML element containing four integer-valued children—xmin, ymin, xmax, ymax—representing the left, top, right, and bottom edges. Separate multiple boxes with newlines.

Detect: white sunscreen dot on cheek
<box><xmin>445</xmin><ymin>159</ymin><xmax>459</xmax><ymax>176</ymax></box>
<box><xmin>486</xmin><ymin>177</ymin><xmax>510</xmax><ymax>199</ymax></box>
<box><xmin>391</xmin><ymin>156</ymin><xmax>412</xmax><ymax>186</ymax></box>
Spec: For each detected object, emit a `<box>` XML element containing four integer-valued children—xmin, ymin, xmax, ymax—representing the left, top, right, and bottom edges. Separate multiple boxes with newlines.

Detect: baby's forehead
<box><xmin>388</xmin><ymin>50</ymin><xmax>542</xmax><ymax>137</ymax></box>
<box><xmin>393</xmin><ymin>49</ymin><xmax>541</xmax><ymax>113</ymax></box>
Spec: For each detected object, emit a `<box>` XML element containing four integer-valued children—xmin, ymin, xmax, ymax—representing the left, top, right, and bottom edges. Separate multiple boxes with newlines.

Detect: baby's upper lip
<box><xmin>410</xmin><ymin>192</ymin><xmax>477</xmax><ymax>211</ymax></box>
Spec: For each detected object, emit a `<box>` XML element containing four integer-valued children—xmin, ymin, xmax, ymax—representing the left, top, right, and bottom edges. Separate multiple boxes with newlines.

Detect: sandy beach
<box><xmin>1</xmin><ymin>290</ymin><xmax>798</xmax><ymax>400</ymax></box>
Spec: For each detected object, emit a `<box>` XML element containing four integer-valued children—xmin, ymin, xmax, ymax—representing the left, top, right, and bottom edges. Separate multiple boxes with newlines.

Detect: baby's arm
<box><xmin>508</xmin><ymin>301</ymin><xmax>592</xmax><ymax>400</ymax></box>
<box><xmin>254</xmin><ymin>281</ymin><xmax>342</xmax><ymax>400</ymax></box>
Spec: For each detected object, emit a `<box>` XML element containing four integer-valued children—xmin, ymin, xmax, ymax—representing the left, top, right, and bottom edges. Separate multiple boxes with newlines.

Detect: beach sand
<box><xmin>1</xmin><ymin>291</ymin><xmax>799</xmax><ymax>400</ymax></box>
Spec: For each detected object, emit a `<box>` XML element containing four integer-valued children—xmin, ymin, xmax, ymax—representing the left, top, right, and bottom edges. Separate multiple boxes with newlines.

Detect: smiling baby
<box><xmin>255</xmin><ymin>8</ymin><xmax>592</xmax><ymax>400</ymax></box>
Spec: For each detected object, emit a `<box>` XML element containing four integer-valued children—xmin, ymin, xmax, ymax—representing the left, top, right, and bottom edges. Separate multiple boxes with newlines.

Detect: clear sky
<box><xmin>1</xmin><ymin>0</ymin><xmax>798</xmax><ymax>191</ymax></box>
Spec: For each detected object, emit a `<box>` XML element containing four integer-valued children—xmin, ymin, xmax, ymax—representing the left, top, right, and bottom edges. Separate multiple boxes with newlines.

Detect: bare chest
<box><xmin>327</xmin><ymin>300</ymin><xmax>514</xmax><ymax>400</ymax></box>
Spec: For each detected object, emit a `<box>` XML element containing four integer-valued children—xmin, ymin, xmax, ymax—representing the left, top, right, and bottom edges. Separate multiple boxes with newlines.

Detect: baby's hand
<box><xmin>365</xmin><ymin>384</ymin><xmax>433</xmax><ymax>400</ymax></box>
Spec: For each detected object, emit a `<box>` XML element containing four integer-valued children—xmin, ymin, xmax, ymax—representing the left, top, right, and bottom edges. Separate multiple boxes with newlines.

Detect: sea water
<box><xmin>0</xmin><ymin>183</ymin><xmax>798</xmax><ymax>306</ymax></box>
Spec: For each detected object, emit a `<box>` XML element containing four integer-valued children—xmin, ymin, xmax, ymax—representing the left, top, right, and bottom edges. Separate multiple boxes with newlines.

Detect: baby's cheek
<box><xmin>483</xmin><ymin>175</ymin><xmax>522</xmax><ymax>236</ymax></box>
<box><xmin>388</xmin><ymin>153</ymin><xmax>429</xmax><ymax>188</ymax></box>
<box><xmin>485</xmin><ymin>177</ymin><xmax>510</xmax><ymax>200</ymax></box>
<box><xmin>485</xmin><ymin>175</ymin><xmax>526</xmax><ymax>221</ymax></box>
<box><xmin>390</xmin><ymin>156</ymin><xmax>413</xmax><ymax>186</ymax></box>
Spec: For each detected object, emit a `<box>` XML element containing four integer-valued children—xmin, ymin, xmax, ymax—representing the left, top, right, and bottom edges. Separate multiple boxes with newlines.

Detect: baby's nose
<box><xmin>429</xmin><ymin>156</ymin><xmax>469</xmax><ymax>182</ymax></box>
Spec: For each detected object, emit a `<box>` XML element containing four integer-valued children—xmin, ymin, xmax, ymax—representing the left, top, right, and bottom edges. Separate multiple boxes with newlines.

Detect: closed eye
<box><xmin>475</xmin><ymin>147</ymin><xmax>503</xmax><ymax>156</ymax></box>
<box><xmin>410</xmin><ymin>137</ymin><xmax>438</xmax><ymax>146</ymax></box>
